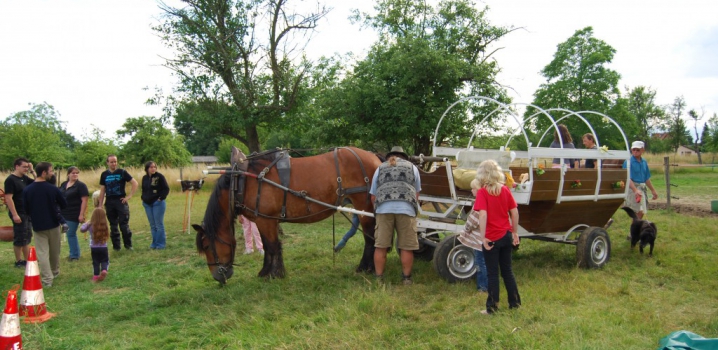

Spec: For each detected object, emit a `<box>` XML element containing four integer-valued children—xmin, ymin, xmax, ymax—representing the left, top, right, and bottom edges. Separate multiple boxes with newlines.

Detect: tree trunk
<box><xmin>246</xmin><ymin>125</ymin><xmax>261</xmax><ymax>153</ymax></box>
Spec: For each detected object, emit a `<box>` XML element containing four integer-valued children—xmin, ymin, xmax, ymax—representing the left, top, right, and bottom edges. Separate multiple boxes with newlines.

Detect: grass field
<box><xmin>0</xmin><ymin>167</ymin><xmax>716</xmax><ymax>349</ymax></box>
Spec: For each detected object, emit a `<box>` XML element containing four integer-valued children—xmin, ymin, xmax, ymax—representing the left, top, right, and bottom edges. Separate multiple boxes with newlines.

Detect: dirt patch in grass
<box><xmin>649</xmin><ymin>201</ymin><xmax>717</xmax><ymax>218</ymax></box>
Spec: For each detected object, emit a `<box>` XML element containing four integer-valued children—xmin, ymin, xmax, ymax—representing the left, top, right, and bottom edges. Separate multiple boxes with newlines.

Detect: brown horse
<box><xmin>193</xmin><ymin>147</ymin><xmax>382</xmax><ymax>284</ymax></box>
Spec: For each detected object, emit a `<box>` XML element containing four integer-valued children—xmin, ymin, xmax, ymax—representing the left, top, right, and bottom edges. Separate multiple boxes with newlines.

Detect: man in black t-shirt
<box><xmin>4</xmin><ymin>157</ymin><xmax>35</xmax><ymax>268</ymax></box>
<box><xmin>97</xmin><ymin>155</ymin><xmax>138</xmax><ymax>251</ymax></box>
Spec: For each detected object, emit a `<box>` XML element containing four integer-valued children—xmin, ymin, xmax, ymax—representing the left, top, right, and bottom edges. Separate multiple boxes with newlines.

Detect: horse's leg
<box><xmin>356</xmin><ymin>217</ymin><xmax>376</xmax><ymax>273</ymax></box>
<box><xmin>255</xmin><ymin>219</ymin><xmax>286</xmax><ymax>278</ymax></box>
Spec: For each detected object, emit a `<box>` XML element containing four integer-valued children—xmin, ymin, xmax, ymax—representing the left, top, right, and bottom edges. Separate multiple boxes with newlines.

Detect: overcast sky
<box><xmin>1</xmin><ymin>0</ymin><xmax>716</xmax><ymax>140</ymax></box>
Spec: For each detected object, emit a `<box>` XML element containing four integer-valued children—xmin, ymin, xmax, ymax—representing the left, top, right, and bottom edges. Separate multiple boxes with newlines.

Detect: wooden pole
<box><xmin>664</xmin><ymin>156</ymin><xmax>671</xmax><ymax>210</ymax></box>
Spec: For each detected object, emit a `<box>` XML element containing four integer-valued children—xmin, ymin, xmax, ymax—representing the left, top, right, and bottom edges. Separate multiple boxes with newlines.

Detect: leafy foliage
<box><xmin>625</xmin><ymin>86</ymin><xmax>667</xmax><ymax>151</ymax></box>
<box><xmin>116</xmin><ymin>116</ymin><xmax>192</xmax><ymax>167</ymax></box>
<box><xmin>526</xmin><ymin>27</ymin><xmax>636</xmax><ymax>150</ymax></box>
<box><xmin>75</xmin><ymin>126</ymin><xmax>120</xmax><ymax>169</ymax></box>
<box><xmin>154</xmin><ymin>0</ymin><xmax>329</xmax><ymax>152</ymax></box>
<box><xmin>0</xmin><ymin>102</ymin><xmax>76</xmax><ymax>169</ymax></box>
<box><xmin>666</xmin><ymin>96</ymin><xmax>692</xmax><ymax>152</ymax></box>
<box><xmin>311</xmin><ymin>0</ymin><xmax>513</xmax><ymax>155</ymax></box>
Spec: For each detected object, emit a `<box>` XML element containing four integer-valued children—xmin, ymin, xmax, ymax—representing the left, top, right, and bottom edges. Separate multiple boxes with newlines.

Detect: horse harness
<box><xmin>231</xmin><ymin>147</ymin><xmax>373</xmax><ymax>222</ymax></box>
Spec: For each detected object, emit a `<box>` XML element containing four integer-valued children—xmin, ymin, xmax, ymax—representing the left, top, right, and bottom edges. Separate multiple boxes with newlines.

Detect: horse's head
<box><xmin>194</xmin><ymin>174</ymin><xmax>236</xmax><ymax>285</ymax></box>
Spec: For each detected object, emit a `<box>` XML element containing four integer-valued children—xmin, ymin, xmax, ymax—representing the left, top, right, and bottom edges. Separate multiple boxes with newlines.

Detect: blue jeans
<box><xmin>474</xmin><ymin>249</ymin><xmax>488</xmax><ymax>292</ymax></box>
<box><xmin>143</xmin><ymin>200</ymin><xmax>167</xmax><ymax>249</ymax></box>
<box><xmin>66</xmin><ymin>221</ymin><xmax>81</xmax><ymax>259</ymax></box>
<box><xmin>335</xmin><ymin>214</ymin><xmax>360</xmax><ymax>250</ymax></box>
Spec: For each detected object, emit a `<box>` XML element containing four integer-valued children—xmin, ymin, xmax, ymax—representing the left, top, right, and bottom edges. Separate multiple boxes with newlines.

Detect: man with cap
<box><xmin>370</xmin><ymin>146</ymin><xmax>421</xmax><ymax>285</ymax></box>
<box><xmin>623</xmin><ymin>141</ymin><xmax>658</xmax><ymax>220</ymax></box>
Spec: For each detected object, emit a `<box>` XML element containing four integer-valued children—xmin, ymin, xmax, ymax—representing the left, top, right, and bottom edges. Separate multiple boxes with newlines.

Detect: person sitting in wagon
<box><xmin>550</xmin><ymin>124</ymin><xmax>579</xmax><ymax>169</ymax></box>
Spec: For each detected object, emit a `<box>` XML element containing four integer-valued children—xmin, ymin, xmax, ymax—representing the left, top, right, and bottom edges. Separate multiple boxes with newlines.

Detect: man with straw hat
<box><xmin>370</xmin><ymin>146</ymin><xmax>421</xmax><ymax>285</ymax></box>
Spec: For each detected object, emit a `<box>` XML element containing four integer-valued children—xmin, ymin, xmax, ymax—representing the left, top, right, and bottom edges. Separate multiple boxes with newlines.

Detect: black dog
<box><xmin>621</xmin><ymin>207</ymin><xmax>657</xmax><ymax>256</ymax></box>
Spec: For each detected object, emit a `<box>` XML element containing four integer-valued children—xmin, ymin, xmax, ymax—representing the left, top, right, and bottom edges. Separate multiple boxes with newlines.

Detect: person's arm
<box><xmin>645</xmin><ymin>179</ymin><xmax>658</xmax><ymax>200</ymax></box>
<box><xmin>479</xmin><ymin>210</ymin><xmax>491</xmax><ymax>250</ymax></box>
<box><xmin>98</xmin><ymin>186</ymin><xmax>106</xmax><ymax>207</ymax></box>
<box><xmin>509</xmin><ymin>208</ymin><xmax>520</xmax><ymax>246</ymax></box>
<box><xmin>159</xmin><ymin>174</ymin><xmax>170</xmax><ymax>200</ymax></box>
<box><xmin>79</xmin><ymin>196</ymin><xmax>88</xmax><ymax>222</ymax></box>
<box><xmin>123</xmin><ymin>178</ymin><xmax>139</xmax><ymax>204</ymax></box>
<box><xmin>5</xmin><ymin>193</ymin><xmax>21</xmax><ymax>224</ymax></box>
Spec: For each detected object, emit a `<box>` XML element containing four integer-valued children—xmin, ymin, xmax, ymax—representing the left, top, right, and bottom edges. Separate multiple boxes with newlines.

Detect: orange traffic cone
<box><xmin>19</xmin><ymin>247</ymin><xmax>55</xmax><ymax>323</ymax></box>
<box><xmin>0</xmin><ymin>289</ymin><xmax>23</xmax><ymax>350</ymax></box>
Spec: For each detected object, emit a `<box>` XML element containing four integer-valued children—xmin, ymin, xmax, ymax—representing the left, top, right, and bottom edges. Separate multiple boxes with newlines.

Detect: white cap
<box><xmin>631</xmin><ymin>141</ymin><xmax>644</xmax><ymax>149</ymax></box>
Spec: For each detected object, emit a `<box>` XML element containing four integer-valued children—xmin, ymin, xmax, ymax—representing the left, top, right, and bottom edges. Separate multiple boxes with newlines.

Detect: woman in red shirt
<box><xmin>474</xmin><ymin>160</ymin><xmax>521</xmax><ymax>314</ymax></box>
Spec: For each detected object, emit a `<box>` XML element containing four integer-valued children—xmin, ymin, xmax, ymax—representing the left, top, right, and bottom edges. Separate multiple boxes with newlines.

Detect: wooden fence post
<box><xmin>664</xmin><ymin>156</ymin><xmax>671</xmax><ymax>210</ymax></box>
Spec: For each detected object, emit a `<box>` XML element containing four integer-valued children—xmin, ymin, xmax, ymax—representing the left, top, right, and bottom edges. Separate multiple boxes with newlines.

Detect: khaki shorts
<box><xmin>624</xmin><ymin>183</ymin><xmax>648</xmax><ymax>214</ymax></box>
<box><xmin>374</xmin><ymin>213</ymin><xmax>419</xmax><ymax>250</ymax></box>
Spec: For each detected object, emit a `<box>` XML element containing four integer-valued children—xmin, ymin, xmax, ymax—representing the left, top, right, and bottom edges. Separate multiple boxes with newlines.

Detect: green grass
<box><xmin>1</xmin><ymin>175</ymin><xmax>717</xmax><ymax>349</ymax></box>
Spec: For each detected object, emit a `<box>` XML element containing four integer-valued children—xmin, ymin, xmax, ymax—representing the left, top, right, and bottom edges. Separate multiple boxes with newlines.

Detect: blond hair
<box><xmin>474</xmin><ymin>159</ymin><xmax>505</xmax><ymax>196</ymax></box>
<box><xmin>90</xmin><ymin>208</ymin><xmax>110</xmax><ymax>245</ymax></box>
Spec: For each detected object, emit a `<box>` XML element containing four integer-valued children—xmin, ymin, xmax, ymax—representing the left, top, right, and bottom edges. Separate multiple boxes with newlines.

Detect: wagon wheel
<box><xmin>432</xmin><ymin>234</ymin><xmax>476</xmax><ymax>283</ymax></box>
<box><xmin>576</xmin><ymin>226</ymin><xmax>611</xmax><ymax>268</ymax></box>
<box><xmin>397</xmin><ymin>230</ymin><xmax>442</xmax><ymax>261</ymax></box>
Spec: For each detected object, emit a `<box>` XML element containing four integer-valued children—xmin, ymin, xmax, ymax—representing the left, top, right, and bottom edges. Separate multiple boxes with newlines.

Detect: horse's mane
<box><xmin>201</xmin><ymin>173</ymin><xmax>234</xmax><ymax>239</ymax></box>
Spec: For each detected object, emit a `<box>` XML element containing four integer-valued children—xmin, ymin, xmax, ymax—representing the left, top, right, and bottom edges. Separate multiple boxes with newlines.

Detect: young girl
<box><xmin>474</xmin><ymin>160</ymin><xmax>520</xmax><ymax>314</ymax></box>
<box><xmin>80</xmin><ymin>208</ymin><xmax>111</xmax><ymax>282</ymax></box>
<box><xmin>459</xmin><ymin>179</ymin><xmax>488</xmax><ymax>292</ymax></box>
<box><xmin>240</xmin><ymin>215</ymin><xmax>263</xmax><ymax>255</ymax></box>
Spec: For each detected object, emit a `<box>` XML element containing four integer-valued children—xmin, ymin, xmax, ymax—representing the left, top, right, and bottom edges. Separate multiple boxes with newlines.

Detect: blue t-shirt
<box><xmin>623</xmin><ymin>157</ymin><xmax>651</xmax><ymax>183</ymax></box>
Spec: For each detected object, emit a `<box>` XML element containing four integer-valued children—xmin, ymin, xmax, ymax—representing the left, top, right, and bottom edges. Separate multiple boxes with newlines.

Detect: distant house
<box><xmin>676</xmin><ymin>145</ymin><xmax>695</xmax><ymax>156</ymax></box>
<box><xmin>192</xmin><ymin>156</ymin><xmax>218</xmax><ymax>164</ymax></box>
<box><xmin>652</xmin><ymin>132</ymin><xmax>670</xmax><ymax>140</ymax></box>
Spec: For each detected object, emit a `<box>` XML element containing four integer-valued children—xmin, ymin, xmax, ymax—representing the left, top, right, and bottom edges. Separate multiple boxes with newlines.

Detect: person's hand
<box><xmin>512</xmin><ymin>232</ymin><xmax>520</xmax><ymax>246</ymax></box>
<box><xmin>635</xmin><ymin>192</ymin><xmax>642</xmax><ymax>203</ymax></box>
<box><xmin>482</xmin><ymin>238</ymin><xmax>494</xmax><ymax>251</ymax></box>
<box><xmin>79</xmin><ymin>215</ymin><xmax>85</xmax><ymax>223</ymax></box>
<box><xmin>121</xmin><ymin>196</ymin><xmax>130</xmax><ymax>204</ymax></box>
<box><xmin>651</xmin><ymin>191</ymin><xmax>658</xmax><ymax>200</ymax></box>
<box><xmin>12</xmin><ymin>214</ymin><xmax>21</xmax><ymax>224</ymax></box>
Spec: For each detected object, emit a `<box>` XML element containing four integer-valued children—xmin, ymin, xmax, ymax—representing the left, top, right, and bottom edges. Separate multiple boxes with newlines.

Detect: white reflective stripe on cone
<box><xmin>0</xmin><ymin>313</ymin><xmax>21</xmax><ymax>336</ymax></box>
<box><xmin>25</xmin><ymin>262</ymin><xmax>40</xmax><ymax>276</ymax></box>
<box><xmin>19</xmin><ymin>290</ymin><xmax>45</xmax><ymax>307</ymax></box>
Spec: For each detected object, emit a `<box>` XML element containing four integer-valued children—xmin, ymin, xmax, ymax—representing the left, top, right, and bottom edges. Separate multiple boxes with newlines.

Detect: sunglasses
<box><xmin>631</xmin><ymin>149</ymin><xmax>642</xmax><ymax>152</ymax></box>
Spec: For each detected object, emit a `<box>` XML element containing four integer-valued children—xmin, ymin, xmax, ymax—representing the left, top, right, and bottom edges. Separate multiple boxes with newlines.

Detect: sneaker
<box><xmin>67</xmin><ymin>257</ymin><xmax>79</xmax><ymax>262</ymax></box>
<box><xmin>14</xmin><ymin>260</ymin><xmax>27</xmax><ymax>268</ymax></box>
<box><xmin>402</xmin><ymin>274</ymin><xmax>413</xmax><ymax>285</ymax></box>
<box><xmin>97</xmin><ymin>270</ymin><xmax>108</xmax><ymax>282</ymax></box>
<box><xmin>125</xmin><ymin>247</ymin><xmax>133</xmax><ymax>251</ymax></box>
<box><xmin>258</xmin><ymin>249</ymin><xmax>264</xmax><ymax>256</ymax></box>
<box><xmin>243</xmin><ymin>249</ymin><xmax>253</xmax><ymax>255</ymax></box>
<box><xmin>375</xmin><ymin>274</ymin><xmax>385</xmax><ymax>285</ymax></box>
<box><xmin>92</xmin><ymin>276</ymin><xmax>99</xmax><ymax>282</ymax></box>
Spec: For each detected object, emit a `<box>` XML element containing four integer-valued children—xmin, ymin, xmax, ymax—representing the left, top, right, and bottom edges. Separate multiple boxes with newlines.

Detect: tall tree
<box><xmin>155</xmin><ymin>0</ymin><xmax>329</xmax><ymax>153</ymax></box>
<box><xmin>0</xmin><ymin>102</ymin><xmax>76</xmax><ymax>169</ymax></box>
<box><xmin>313</xmin><ymin>0</ymin><xmax>513</xmax><ymax>155</ymax></box>
<box><xmin>704</xmin><ymin>113</ymin><xmax>718</xmax><ymax>154</ymax></box>
<box><xmin>526</xmin><ymin>27</ymin><xmax>634</xmax><ymax>150</ymax></box>
<box><xmin>116</xmin><ymin>116</ymin><xmax>192</xmax><ymax>167</ymax></box>
<box><xmin>666</xmin><ymin>96</ymin><xmax>691</xmax><ymax>153</ymax></box>
<box><xmin>625</xmin><ymin>86</ymin><xmax>666</xmax><ymax>151</ymax></box>
<box><xmin>75</xmin><ymin>126</ymin><xmax>120</xmax><ymax>169</ymax></box>
<box><xmin>688</xmin><ymin>108</ymin><xmax>704</xmax><ymax>164</ymax></box>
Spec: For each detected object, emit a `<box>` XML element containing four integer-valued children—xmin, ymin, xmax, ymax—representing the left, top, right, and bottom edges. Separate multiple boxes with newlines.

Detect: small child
<box><xmin>459</xmin><ymin>179</ymin><xmax>488</xmax><ymax>292</ymax></box>
<box><xmin>240</xmin><ymin>215</ymin><xmax>263</xmax><ymax>255</ymax></box>
<box><xmin>80</xmin><ymin>208</ymin><xmax>111</xmax><ymax>282</ymax></box>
